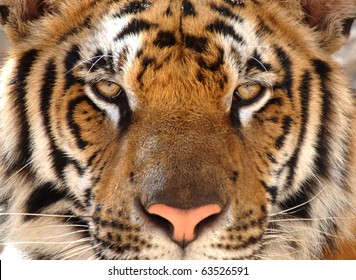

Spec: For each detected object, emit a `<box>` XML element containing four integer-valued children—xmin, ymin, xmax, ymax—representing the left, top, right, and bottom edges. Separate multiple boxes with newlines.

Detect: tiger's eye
<box><xmin>94</xmin><ymin>81</ymin><xmax>122</xmax><ymax>98</ymax></box>
<box><xmin>235</xmin><ymin>83</ymin><xmax>263</xmax><ymax>101</ymax></box>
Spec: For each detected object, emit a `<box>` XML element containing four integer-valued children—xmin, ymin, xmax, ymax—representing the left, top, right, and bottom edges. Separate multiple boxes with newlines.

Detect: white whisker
<box><xmin>86</xmin><ymin>243</ymin><xmax>104</xmax><ymax>260</ymax></box>
<box><xmin>248</xmin><ymin>55</ymin><xmax>274</xmax><ymax>91</ymax></box>
<box><xmin>2</xmin><ymin>159</ymin><xmax>35</xmax><ymax>186</ymax></box>
<box><xmin>269</xmin><ymin>215</ymin><xmax>356</xmax><ymax>223</ymax></box>
<box><xmin>64</xmin><ymin>54</ymin><xmax>115</xmax><ymax>76</ymax></box>
<box><xmin>271</xmin><ymin>187</ymin><xmax>326</xmax><ymax>217</ymax></box>
<box><xmin>58</xmin><ymin>236</ymin><xmax>92</xmax><ymax>253</ymax></box>
<box><xmin>0</xmin><ymin>237</ymin><xmax>92</xmax><ymax>246</ymax></box>
<box><xmin>16</xmin><ymin>223</ymin><xmax>89</xmax><ymax>230</ymax></box>
<box><xmin>39</xmin><ymin>230</ymin><xmax>91</xmax><ymax>241</ymax></box>
<box><xmin>0</xmin><ymin>212</ymin><xmax>90</xmax><ymax>219</ymax></box>
<box><xmin>62</xmin><ymin>245</ymin><xmax>94</xmax><ymax>260</ymax></box>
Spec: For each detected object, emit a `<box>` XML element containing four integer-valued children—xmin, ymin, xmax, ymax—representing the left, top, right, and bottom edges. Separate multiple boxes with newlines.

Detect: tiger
<box><xmin>0</xmin><ymin>0</ymin><xmax>355</xmax><ymax>260</ymax></box>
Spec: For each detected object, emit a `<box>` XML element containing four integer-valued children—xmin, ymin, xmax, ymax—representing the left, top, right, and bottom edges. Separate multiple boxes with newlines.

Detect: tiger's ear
<box><xmin>300</xmin><ymin>0</ymin><xmax>356</xmax><ymax>52</ymax></box>
<box><xmin>0</xmin><ymin>0</ymin><xmax>59</xmax><ymax>43</ymax></box>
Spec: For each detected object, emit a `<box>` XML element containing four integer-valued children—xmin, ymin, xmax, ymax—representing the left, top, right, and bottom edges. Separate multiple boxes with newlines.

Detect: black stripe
<box><xmin>68</xmin><ymin>159</ymin><xmax>85</xmax><ymax>176</ymax></box>
<box><xmin>120</xmin><ymin>0</ymin><xmax>151</xmax><ymax>15</ymax></box>
<box><xmin>117</xmin><ymin>47</ymin><xmax>129</xmax><ymax>73</ymax></box>
<box><xmin>210</xmin><ymin>3</ymin><xmax>244</xmax><ymax>23</ymax></box>
<box><xmin>198</xmin><ymin>47</ymin><xmax>224</xmax><ymax>72</ymax></box>
<box><xmin>312</xmin><ymin>59</ymin><xmax>332</xmax><ymax>178</ymax></box>
<box><xmin>40</xmin><ymin>59</ymin><xmax>69</xmax><ymax>178</ymax></box>
<box><xmin>251</xmin><ymin>0</ymin><xmax>261</xmax><ymax>5</ymax></box>
<box><xmin>256</xmin><ymin>16</ymin><xmax>274</xmax><ymax>36</ymax></box>
<box><xmin>52</xmin><ymin>149</ymin><xmax>69</xmax><ymax>180</ymax></box>
<box><xmin>91</xmin><ymin>160</ymin><xmax>108</xmax><ymax>186</ymax></box>
<box><xmin>62</xmin><ymin>212</ymin><xmax>90</xmax><ymax>229</ymax></box>
<box><xmin>153</xmin><ymin>53</ymin><xmax>173</xmax><ymax>71</ymax></box>
<box><xmin>59</xmin><ymin>15</ymin><xmax>92</xmax><ymax>42</ymax></box>
<box><xmin>246</xmin><ymin>51</ymin><xmax>272</xmax><ymax>73</ymax></box>
<box><xmin>279</xmin><ymin>177</ymin><xmax>316</xmax><ymax>219</ymax></box>
<box><xmin>64</xmin><ymin>45</ymin><xmax>82</xmax><ymax>90</ymax></box>
<box><xmin>85</xmin><ymin>49</ymin><xmax>115</xmax><ymax>74</ymax></box>
<box><xmin>115</xmin><ymin>19</ymin><xmax>154</xmax><ymax>41</ymax></box>
<box><xmin>58</xmin><ymin>0</ymin><xmax>98</xmax><ymax>42</ymax></box>
<box><xmin>266</xmin><ymin>153</ymin><xmax>277</xmax><ymax>163</ymax></box>
<box><xmin>87</xmin><ymin>151</ymin><xmax>99</xmax><ymax>167</ymax></box>
<box><xmin>275</xmin><ymin>115</ymin><xmax>292</xmax><ymax>149</ymax></box>
<box><xmin>184</xmin><ymin>35</ymin><xmax>208</xmax><ymax>53</ymax></box>
<box><xmin>182</xmin><ymin>0</ymin><xmax>196</xmax><ymax>17</ymax></box>
<box><xmin>257</xmin><ymin>151</ymin><xmax>269</xmax><ymax>169</ymax></box>
<box><xmin>260</xmin><ymin>180</ymin><xmax>278</xmax><ymax>204</ymax></box>
<box><xmin>89</xmin><ymin>49</ymin><xmax>107</xmax><ymax>70</ymax></box>
<box><xmin>10</xmin><ymin>49</ymin><xmax>39</xmax><ymax>171</ymax></box>
<box><xmin>116</xmin><ymin>91</ymin><xmax>132</xmax><ymax>134</ymax></box>
<box><xmin>136</xmin><ymin>48</ymin><xmax>143</xmax><ymax>58</ymax></box>
<box><xmin>67</xmin><ymin>97</ymin><xmax>94</xmax><ymax>149</ymax></box>
<box><xmin>222</xmin><ymin>0</ymin><xmax>246</xmax><ymax>8</ymax></box>
<box><xmin>274</xmin><ymin>47</ymin><xmax>293</xmax><ymax>99</ymax></box>
<box><xmin>40</xmin><ymin>59</ymin><xmax>56</xmax><ymax>131</ymax></box>
<box><xmin>153</xmin><ymin>31</ymin><xmax>177</xmax><ymax>48</ymax></box>
<box><xmin>25</xmin><ymin>183</ymin><xmax>69</xmax><ymax>221</ymax></box>
<box><xmin>165</xmin><ymin>6</ymin><xmax>172</xmax><ymax>16</ymax></box>
<box><xmin>137</xmin><ymin>56</ymin><xmax>156</xmax><ymax>85</ymax></box>
<box><xmin>230</xmin><ymin>94</ymin><xmax>242</xmax><ymax>131</ymax></box>
<box><xmin>0</xmin><ymin>6</ymin><xmax>10</xmax><ymax>22</ymax></box>
<box><xmin>342</xmin><ymin>18</ymin><xmax>355</xmax><ymax>36</ymax></box>
<box><xmin>197</xmin><ymin>71</ymin><xmax>205</xmax><ymax>84</ymax></box>
<box><xmin>257</xmin><ymin>97</ymin><xmax>282</xmax><ymax>114</ymax></box>
<box><xmin>207</xmin><ymin>20</ymin><xmax>244</xmax><ymax>43</ymax></box>
<box><xmin>84</xmin><ymin>187</ymin><xmax>93</xmax><ymax>207</ymax></box>
<box><xmin>285</xmin><ymin>71</ymin><xmax>311</xmax><ymax>187</ymax></box>
<box><xmin>219</xmin><ymin>73</ymin><xmax>229</xmax><ymax>90</ymax></box>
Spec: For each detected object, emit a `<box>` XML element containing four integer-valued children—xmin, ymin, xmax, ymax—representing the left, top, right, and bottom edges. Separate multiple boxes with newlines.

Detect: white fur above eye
<box><xmin>84</xmin><ymin>85</ymin><xmax>121</xmax><ymax>124</ymax></box>
<box><xmin>238</xmin><ymin>88</ymin><xmax>272</xmax><ymax>125</ymax></box>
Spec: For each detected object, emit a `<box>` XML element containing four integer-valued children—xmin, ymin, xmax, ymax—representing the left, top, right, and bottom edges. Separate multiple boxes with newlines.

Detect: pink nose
<box><xmin>147</xmin><ymin>203</ymin><xmax>222</xmax><ymax>244</ymax></box>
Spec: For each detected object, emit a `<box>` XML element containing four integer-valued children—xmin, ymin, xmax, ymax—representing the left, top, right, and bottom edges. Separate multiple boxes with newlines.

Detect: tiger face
<box><xmin>0</xmin><ymin>0</ymin><xmax>355</xmax><ymax>260</ymax></box>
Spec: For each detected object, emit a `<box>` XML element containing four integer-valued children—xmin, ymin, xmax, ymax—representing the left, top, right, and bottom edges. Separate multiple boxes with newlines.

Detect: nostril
<box><xmin>136</xmin><ymin>200</ymin><xmax>175</xmax><ymax>237</ymax></box>
<box><xmin>146</xmin><ymin>212</ymin><xmax>174</xmax><ymax>237</ymax></box>
<box><xmin>194</xmin><ymin>211</ymin><xmax>221</xmax><ymax>235</ymax></box>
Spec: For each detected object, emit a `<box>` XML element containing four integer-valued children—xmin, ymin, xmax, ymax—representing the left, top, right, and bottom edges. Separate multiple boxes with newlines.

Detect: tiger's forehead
<box><xmin>77</xmin><ymin>0</ymin><xmax>278</xmax><ymax>105</ymax></box>
<box><xmin>82</xmin><ymin>0</ymin><xmax>263</xmax><ymax>60</ymax></box>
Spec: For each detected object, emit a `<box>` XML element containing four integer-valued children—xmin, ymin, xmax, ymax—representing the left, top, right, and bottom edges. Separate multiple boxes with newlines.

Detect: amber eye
<box><xmin>93</xmin><ymin>81</ymin><xmax>123</xmax><ymax>99</ymax></box>
<box><xmin>234</xmin><ymin>83</ymin><xmax>265</xmax><ymax>106</ymax></box>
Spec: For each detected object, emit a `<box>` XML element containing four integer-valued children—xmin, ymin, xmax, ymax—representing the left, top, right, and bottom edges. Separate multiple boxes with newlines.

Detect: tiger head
<box><xmin>0</xmin><ymin>0</ymin><xmax>355</xmax><ymax>259</ymax></box>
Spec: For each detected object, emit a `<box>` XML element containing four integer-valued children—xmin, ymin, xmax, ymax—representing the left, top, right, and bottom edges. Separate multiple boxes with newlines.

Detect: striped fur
<box><xmin>0</xmin><ymin>0</ymin><xmax>355</xmax><ymax>259</ymax></box>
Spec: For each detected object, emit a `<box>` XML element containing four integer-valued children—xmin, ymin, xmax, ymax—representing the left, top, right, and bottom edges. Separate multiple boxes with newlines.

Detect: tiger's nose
<box><xmin>147</xmin><ymin>203</ymin><xmax>222</xmax><ymax>247</ymax></box>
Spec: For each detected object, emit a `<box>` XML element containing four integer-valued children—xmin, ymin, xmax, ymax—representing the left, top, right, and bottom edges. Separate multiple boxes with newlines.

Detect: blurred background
<box><xmin>0</xmin><ymin>30</ymin><xmax>8</xmax><ymax>65</ymax></box>
<box><xmin>334</xmin><ymin>23</ymin><xmax>356</xmax><ymax>89</ymax></box>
